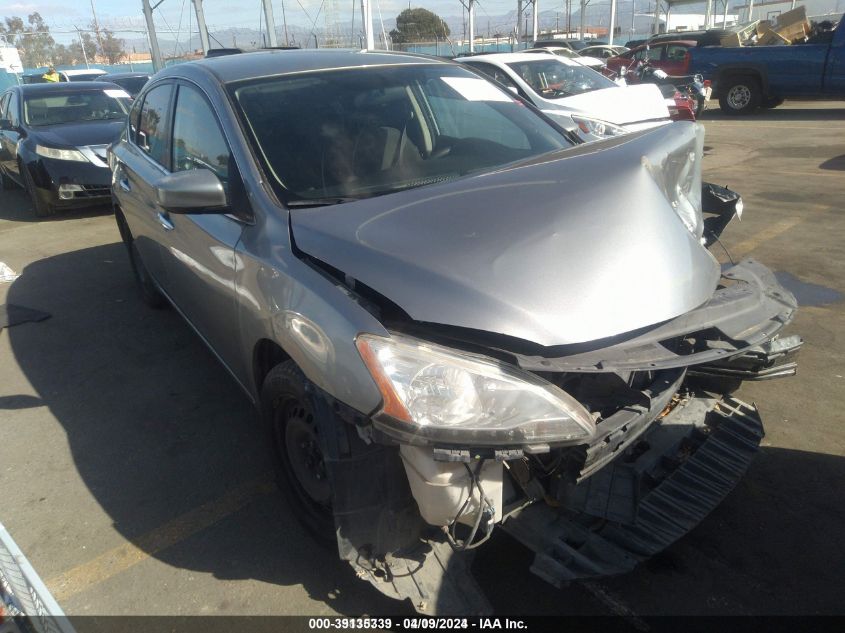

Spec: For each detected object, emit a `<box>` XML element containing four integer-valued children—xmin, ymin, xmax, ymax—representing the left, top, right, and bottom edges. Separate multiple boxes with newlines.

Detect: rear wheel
<box><xmin>261</xmin><ymin>361</ymin><xmax>336</xmax><ymax>544</ymax></box>
<box><xmin>22</xmin><ymin>162</ymin><xmax>54</xmax><ymax>217</ymax></box>
<box><xmin>0</xmin><ymin>166</ymin><xmax>18</xmax><ymax>190</ymax></box>
<box><xmin>115</xmin><ymin>210</ymin><xmax>166</xmax><ymax>308</ymax></box>
<box><xmin>718</xmin><ymin>77</ymin><xmax>761</xmax><ymax>115</ymax></box>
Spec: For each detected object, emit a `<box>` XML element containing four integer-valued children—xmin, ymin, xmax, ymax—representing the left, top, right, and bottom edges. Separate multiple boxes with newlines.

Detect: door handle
<box><xmin>119</xmin><ymin>177</ymin><xmax>131</xmax><ymax>192</ymax></box>
<box><xmin>157</xmin><ymin>212</ymin><xmax>175</xmax><ymax>231</ymax></box>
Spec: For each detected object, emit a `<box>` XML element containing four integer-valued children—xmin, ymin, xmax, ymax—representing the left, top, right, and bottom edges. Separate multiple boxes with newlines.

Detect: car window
<box><xmin>633</xmin><ymin>46</ymin><xmax>662</xmax><ymax>62</ymax></box>
<box><xmin>136</xmin><ymin>83</ymin><xmax>173</xmax><ymax>167</ymax></box>
<box><xmin>506</xmin><ymin>59</ymin><xmax>616</xmax><ymax>99</ymax></box>
<box><xmin>464</xmin><ymin>62</ymin><xmax>523</xmax><ymax>95</ymax></box>
<box><xmin>665</xmin><ymin>44</ymin><xmax>689</xmax><ymax>61</ymax></box>
<box><xmin>23</xmin><ymin>90</ymin><xmax>128</xmax><ymax>126</ymax></box>
<box><xmin>171</xmin><ymin>84</ymin><xmax>230</xmax><ymax>189</ymax></box>
<box><xmin>0</xmin><ymin>93</ymin><xmax>9</xmax><ymax>120</ymax></box>
<box><xmin>7</xmin><ymin>92</ymin><xmax>20</xmax><ymax>126</ymax></box>
<box><xmin>232</xmin><ymin>64</ymin><xmax>572</xmax><ymax>203</ymax></box>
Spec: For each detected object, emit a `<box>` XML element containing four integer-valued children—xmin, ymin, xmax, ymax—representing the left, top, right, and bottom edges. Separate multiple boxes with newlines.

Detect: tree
<box><xmin>389</xmin><ymin>8</ymin><xmax>450</xmax><ymax>44</ymax></box>
<box><xmin>99</xmin><ymin>27</ymin><xmax>125</xmax><ymax>64</ymax></box>
<box><xmin>68</xmin><ymin>31</ymin><xmax>97</xmax><ymax>65</ymax></box>
<box><xmin>0</xmin><ymin>13</ymin><xmax>56</xmax><ymax>67</ymax></box>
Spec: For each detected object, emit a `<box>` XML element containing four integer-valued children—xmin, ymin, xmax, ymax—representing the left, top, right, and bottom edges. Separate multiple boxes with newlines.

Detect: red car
<box><xmin>606</xmin><ymin>40</ymin><xmax>697</xmax><ymax>76</ymax></box>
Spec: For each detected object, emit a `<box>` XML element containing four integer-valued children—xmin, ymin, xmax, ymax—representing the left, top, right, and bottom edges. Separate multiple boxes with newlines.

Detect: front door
<box><xmin>155</xmin><ymin>81</ymin><xmax>248</xmax><ymax>380</ymax></box>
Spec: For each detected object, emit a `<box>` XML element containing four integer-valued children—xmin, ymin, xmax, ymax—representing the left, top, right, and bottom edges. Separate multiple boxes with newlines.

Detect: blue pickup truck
<box><xmin>688</xmin><ymin>14</ymin><xmax>844</xmax><ymax>114</ymax></box>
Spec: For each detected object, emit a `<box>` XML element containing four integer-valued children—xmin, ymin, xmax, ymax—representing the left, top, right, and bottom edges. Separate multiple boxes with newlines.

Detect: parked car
<box><xmin>606</xmin><ymin>40</ymin><xmax>697</xmax><ymax>76</ymax></box>
<box><xmin>95</xmin><ymin>72</ymin><xmax>151</xmax><ymax>98</ymax></box>
<box><xmin>21</xmin><ymin>68</ymin><xmax>109</xmax><ymax>84</ymax></box>
<box><xmin>458</xmin><ymin>52</ymin><xmax>670</xmax><ymax>141</ymax></box>
<box><xmin>0</xmin><ymin>82</ymin><xmax>131</xmax><ymax>216</ymax></box>
<box><xmin>109</xmin><ymin>49</ymin><xmax>801</xmax><ymax>614</ymax></box>
<box><xmin>532</xmin><ymin>39</ymin><xmax>593</xmax><ymax>51</ymax></box>
<box><xmin>521</xmin><ymin>46</ymin><xmax>606</xmax><ymax>69</ymax></box>
<box><xmin>688</xmin><ymin>13</ymin><xmax>844</xmax><ymax>114</ymax></box>
<box><xmin>579</xmin><ymin>44</ymin><xmax>629</xmax><ymax>59</ymax></box>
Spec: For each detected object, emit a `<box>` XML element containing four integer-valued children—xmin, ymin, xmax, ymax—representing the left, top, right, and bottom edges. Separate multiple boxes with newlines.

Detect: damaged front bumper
<box><xmin>330</xmin><ymin>258</ymin><xmax>800</xmax><ymax>614</ymax></box>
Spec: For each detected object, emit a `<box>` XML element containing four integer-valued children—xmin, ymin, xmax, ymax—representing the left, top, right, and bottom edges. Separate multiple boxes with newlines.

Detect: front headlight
<box><xmin>356</xmin><ymin>333</ymin><xmax>595</xmax><ymax>446</ymax></box>
<box><xmin>570</xmin><ymin>115</ymin><xmax>628</xmax><ymax>139</ymax></box>
<box><xmin>35</xmin><ymin>145</ymin><xmax>89</xmax><ymax>162</ymax></box>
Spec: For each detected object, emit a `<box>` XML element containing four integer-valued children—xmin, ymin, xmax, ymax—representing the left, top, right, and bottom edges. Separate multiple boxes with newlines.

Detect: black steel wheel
<box><xmin>21</xmin><ymin>162</ymin><xmax>54</xmax><ymax>217</ymax></box>
<box><xmin>261</xmin><ymin>361</ymin><xmax>335</xmax><ymax>544</ymax></box>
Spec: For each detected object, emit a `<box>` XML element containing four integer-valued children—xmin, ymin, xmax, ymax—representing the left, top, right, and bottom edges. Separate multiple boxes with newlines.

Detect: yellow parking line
<box><xmin>47</xmin><ymin>475</ymin><xmax>276</xmax><ymax>603</ymax></box>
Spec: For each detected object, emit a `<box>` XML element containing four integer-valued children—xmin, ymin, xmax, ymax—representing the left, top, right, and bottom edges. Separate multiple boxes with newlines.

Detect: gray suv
<box><xmin>109</xmin><ymin>49</ymin><xmax>801</xmax><ymax>614</ymax></box>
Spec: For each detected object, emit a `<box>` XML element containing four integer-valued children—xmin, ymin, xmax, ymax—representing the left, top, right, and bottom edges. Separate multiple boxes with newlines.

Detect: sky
<box><xmin>1</xmin><ymin>0</ymin><xmax>842</xmax><ymax>45</ymax></box>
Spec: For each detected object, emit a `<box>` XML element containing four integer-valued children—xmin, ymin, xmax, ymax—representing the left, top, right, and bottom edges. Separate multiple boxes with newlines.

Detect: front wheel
<box><xmin>22</xmin><ymin>162</ymin><xmax>54</xmax><ymax>217</ymax></box>
<box><xmin>718</xmin><ymin>77</ymin><xmax>761</xmax><ymax>115</ymax></box>
<box><xmin>261</xmin><ymin>361</ymin><xmax>336</xmax><ymax>545</ymax></box>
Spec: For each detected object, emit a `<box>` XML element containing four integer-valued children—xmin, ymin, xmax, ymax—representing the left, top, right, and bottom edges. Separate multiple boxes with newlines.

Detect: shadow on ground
<box><xmin>701</xmin><ymin>104</ymin><xmax>845</xmax><ymax>122</ymax></box>
<box><xmin>6</xmin><ymin>243</ymin><xmax>845</xmax><ymax>615</ymax></box>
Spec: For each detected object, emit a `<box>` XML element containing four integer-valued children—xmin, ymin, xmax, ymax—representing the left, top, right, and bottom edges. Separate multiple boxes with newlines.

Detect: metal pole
<box><xmin>280</xmin><ymin>0</ymin><xmax>290</xmax><ymax>45</ymax></box>
<box><xmin>141</xmin><ymin>0</ymin><xmax>163</xmax><ymax>71</ymax></box>
<box><xmin>532</xmin><ymin>0</ymin><xmax>539</xmax><ymax>42</ymax></box>
<box><xmin>723</xmin><ymin>0</ymin><xmax>729</xmax><ymax>27</ymax></box>
<box><xmin>608</xmin><ymin>0</ymin><xmax>616</xmax><ymax>44</ymax></box>
<box><xmin>653</xmin><ymin>0</ymin><xmax>661</xmax><ymax>35</ymax></box>
<box><xmin>665</xmin><ymin>4</ymin><xmax>671</xmax><ymax>31</ymax></box>
<box><xmin>631</xmin><ymin>1</ymin><xmax>636</xmax><ymax>39</ymax></box>
<box><xmin>467</xmin><ymin>0</ymin><xmax>475</xmax><ymax>52</ymax></box>
<box><xmin>262</xmin><ymin>0</ymin><xmax>279</xmax><ymax>47</ymax></box>
<box><xmin>705</xmin><ymin>0</ymin><xmax>712</xmax><ymax>29</ymax></box>
<box><xmin>74</xmin><ymin>26</ymin><xmax>91</xmax><ymax>68</ymax></box>
<box><xmin>747</xmin><ymin>0</ymin><xmax>755</xmax><ymax>22</ymax></box>
<box><xmin>90</xmin><ymin>0</ymin><xmax>104</xmax><ymax>58</ymax></box>
<box><xmin>361</xmin><ymin>0</ymin><xmax>374</xmax><ymax>49</ymax></box>
<box><xmin>579</xmin><ymin>0</ymin><xmax>586</xmax><ymax>38</ymax></box>
<box><xmin>192</xmin><ymin>0</ymin><xmax>211</xmax><ymax>53</ymax></box>
<box><xmin>517</xmin><ymin>0</ymin><xmax>523</xmax><ymax>46</ymax></box>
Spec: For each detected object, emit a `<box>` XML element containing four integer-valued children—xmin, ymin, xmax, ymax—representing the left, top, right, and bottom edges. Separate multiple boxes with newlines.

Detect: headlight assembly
<box><xmin>35</xmin><ymin>145</ymin><xmax>89</xmax><ymax>162</ymax></box>
<box><xmin>356</xmin><ymin>333</ymin><xmax>595</xmax><ymax>446</ymax></box>
<box><xmin>570</xmin><ymin>115</ymin><xmax>629</xmax><ymax>139</ymax></box>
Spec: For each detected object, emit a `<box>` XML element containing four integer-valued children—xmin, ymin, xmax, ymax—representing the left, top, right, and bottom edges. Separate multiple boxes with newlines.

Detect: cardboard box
<box><xmin>757</xmin><ymin>26</ymin><xmax>791</xmax><ymax>46</ymax></box>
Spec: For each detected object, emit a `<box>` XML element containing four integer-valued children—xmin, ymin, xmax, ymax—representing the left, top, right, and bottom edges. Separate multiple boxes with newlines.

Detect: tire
<box><xmin>22</xmin><ymin>163</ymin><xmax>54</xmax><ymax>217</ymax></box>
<box><xmin>718</xmin><ymin>76</ymin><xmax>761</xmax><ymax>115</ymax></box>
<box><xmin>763</xmin><ymin>97</ymin><xmax>784</xmax><ymax>109</ymax></box>
<box><xmin>115</xmin><ymin>210</ymin><xmax>167</xmax><ymax>308</ymax></box>
<box><xmin>261</xmin><ymin>361</ymin><xmax>336</xmax><ymax>545</ymax></box>
<box><xmin>0</xmin><ymin>167</ymin><xmax>17</xmax><ymax>190</ymax></box>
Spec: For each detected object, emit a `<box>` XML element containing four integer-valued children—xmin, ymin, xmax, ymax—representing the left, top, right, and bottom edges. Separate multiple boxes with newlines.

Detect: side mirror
<box><xmin>155</xmin><ymin>169</ymin><xmax>227</xmax><ymax>213</ymax></box>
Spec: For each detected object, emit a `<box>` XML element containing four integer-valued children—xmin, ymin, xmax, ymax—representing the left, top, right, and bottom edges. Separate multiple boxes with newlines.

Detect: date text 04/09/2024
<box><xmin>307</xmin><ymin>618</ymin><xmax>528</xmax><ymax>630</ymax></box>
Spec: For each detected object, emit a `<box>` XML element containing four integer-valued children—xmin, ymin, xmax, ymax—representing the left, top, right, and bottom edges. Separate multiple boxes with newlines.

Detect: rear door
<box><xmin>112</xmin><ymin>81</ymin><xmax>175</xmax><ymax>285</ymax></box>
<box><xmin>1</xmin><ymin>91</ymin><xmax>23</xmax><ymax>182</ymax></box>
<box><xmin>155</xmin><ymin>81</ymin><xmax>248</xmax><ymax>377</ymax></box>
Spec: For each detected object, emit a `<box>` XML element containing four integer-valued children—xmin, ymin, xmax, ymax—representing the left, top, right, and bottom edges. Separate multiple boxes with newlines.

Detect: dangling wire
<box><xmin>444</xmin><ymin>460</ymin><xmax>496</xmax><ymax>552</ymax></box>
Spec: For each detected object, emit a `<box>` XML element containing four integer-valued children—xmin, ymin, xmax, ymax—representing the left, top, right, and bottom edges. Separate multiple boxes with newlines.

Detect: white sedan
<box><xmin>457</xmin><ymin>53</ymin><xmax>671</xmax><ymax>143</ymax></box>
<box><xmin>522</xmin><ymin>46</ymin><xmax>607</xmax><ymax>70</ymax></box>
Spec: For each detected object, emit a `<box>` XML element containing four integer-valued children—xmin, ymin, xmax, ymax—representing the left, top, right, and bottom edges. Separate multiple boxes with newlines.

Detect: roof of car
<box><xmin>633</xmin><ymin>39</ymin><xmax>697</xmax><ymax>49</ymax></box>
<box><xmin>158</xmin><ymin>49</ymin><xmax>452</xmax><ymax>84</ymax></box>
<box><xmin>458</xmin><ymin>52</ymin><xmax>565</xmax><ymax>64</ymax></box>
<box><xmin>97</xmin><ymin>72</ymin><xmax>151</xmax><ymax>80</ymax></box>
<box><xmin>61</xmin><ymin>68</ymin><xmax>108</xmax><ymax>76</ymax></box>
<box><xmin>15</xmin><ymin>81</ymin><xmax>120</xmax><ymax>94</ymax></box>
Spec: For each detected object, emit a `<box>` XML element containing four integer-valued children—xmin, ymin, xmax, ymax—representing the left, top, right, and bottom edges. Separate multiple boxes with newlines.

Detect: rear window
<box><xmin>506</xmin><ymin>59</ymin><xmax>615</xmax><ymax>99</ymax></box>
<box><xmin>23</xmin><ymin>90</ymin><xmax>131</xmax><ymax>126</ymax></box>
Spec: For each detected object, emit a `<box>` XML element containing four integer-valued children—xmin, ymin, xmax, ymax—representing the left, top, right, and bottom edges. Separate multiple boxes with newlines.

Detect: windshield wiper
<box><xmin>286</xmin><ymin>196</ymin><xmax>363</xmax><ymax>208</ymax></box>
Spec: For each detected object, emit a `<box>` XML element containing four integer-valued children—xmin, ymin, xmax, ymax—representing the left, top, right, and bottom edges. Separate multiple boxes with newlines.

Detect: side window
<box><xmin>7</xmin><ymin>93</ymin><xmax>20</xmax><ymax>126</ymax></box>
<box><xmin>665</xmin><ymin>44</ymin><xmax>689</xmax><ymax>61</ymax></box>
<box><xmin>136</xmin><ymin>83</ymin><xmax>173</xmax><ymax>167</ymax></box>
<box><xmin>648</xmin><ymin>46</ymin><xmax>664</xmax><ymax>61</ymax></box>
<box><xmin>171</xmin><ymin>84</ymin><xmax>230</xmax><ymax>188</ymax></box>
<box><xmin>0</xmin><ymin>93</ymin><xmax>9</xmax><ymax>120</ymax></box>
<box><xmin>465</xmin><ymin>63</ymin><xmax>526</xmax><ymax>99</ymax></box>
<box><xmin>128</xmin><ymin>97</ymin><xmax>143</xmax><ymax>143</ymax></box>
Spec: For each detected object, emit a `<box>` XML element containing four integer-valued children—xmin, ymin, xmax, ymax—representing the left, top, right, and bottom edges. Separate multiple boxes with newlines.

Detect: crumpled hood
<box><xmin>542</xmin><ymin>83</ymin><xmax>670</xmax><ymax>126</ymax></box>
<box><xmin>290</xmin><ymin>122</ymin><xmax>718</xmax><ymax>347</ymax></box>
<box><xmin>30</xmin><ymin>119</ymin><xmax>124</xmax><ymax>148</ymax></box>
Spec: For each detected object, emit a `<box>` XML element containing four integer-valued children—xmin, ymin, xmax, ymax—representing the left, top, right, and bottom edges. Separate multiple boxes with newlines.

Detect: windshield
<box><xmin>24</xmin><ymin>89</ymin><xmax>131</xmax><ymax>126</ymax></box>
<box><xmin>552</xmin><ymin>48</ymin><xmax>578</xmax><ymax>59</ymax></box>
<box><xmin>506</xmin><ymin>59</ymin><xmax>616</xmax><ymax>99</ymax></box>
<box><xmin>232</xmin><ymin>64</ymin><xmax>573</xmax><ymax>203</ymax></box>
